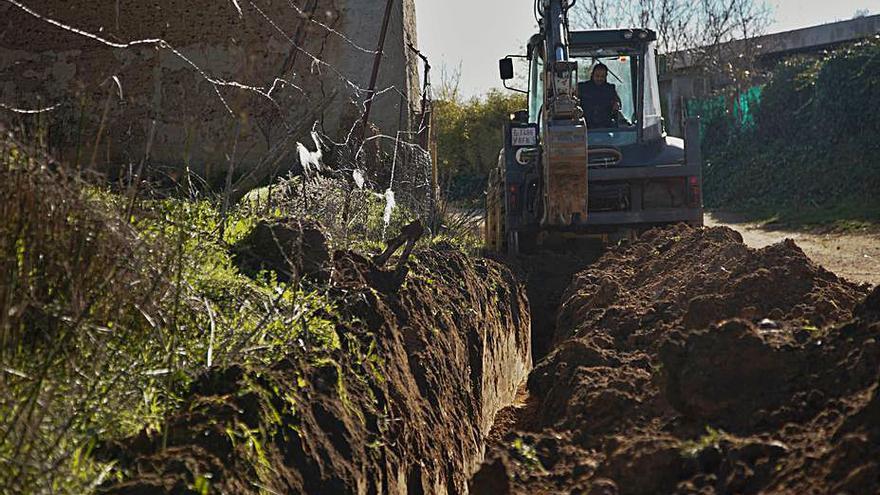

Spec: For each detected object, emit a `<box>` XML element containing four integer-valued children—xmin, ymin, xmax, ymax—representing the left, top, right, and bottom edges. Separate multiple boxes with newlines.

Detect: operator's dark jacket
<box><xmin>579</xmin><ymin>81</ymin><xmax>621</xmax><ymax>129</ymax></box>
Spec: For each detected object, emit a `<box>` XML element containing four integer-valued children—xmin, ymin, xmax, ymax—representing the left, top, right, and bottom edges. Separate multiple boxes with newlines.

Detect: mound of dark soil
<box><xmin>232</xmin><ymin>218</ymin><xmax>331</xmax><ymax>283</ymax></box>
<box><xmin>100</xmin><ymin>242</ymin><xmax>531</xmax><ymax>494</ymax></box>
<box><xmin>474</xmin><ymin>224</ymin><xmax>879</xmax><ymax>495</ymax></box>
<box><xmin>555</xmin><ymin>225</ymin><xmax>863</xmax><ymax>348</ymax></box>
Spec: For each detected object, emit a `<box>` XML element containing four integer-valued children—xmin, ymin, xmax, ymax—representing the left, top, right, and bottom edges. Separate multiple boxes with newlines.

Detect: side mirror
<box><xmin>498</xmin><ymin>55</ymin><xmax>528</xmax><ymax>94</ymax></box>
<box><xmin>499</xmin><ymin>58</ymin><xmax>514</xmax><ymax>81</ymax></box>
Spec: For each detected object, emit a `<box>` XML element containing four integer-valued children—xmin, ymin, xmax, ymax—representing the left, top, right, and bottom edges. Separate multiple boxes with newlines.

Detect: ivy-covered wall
<box><xmin>691</xmin><ymin>39</ymin><xmax>880</xmax><ymax>221</ymax></box>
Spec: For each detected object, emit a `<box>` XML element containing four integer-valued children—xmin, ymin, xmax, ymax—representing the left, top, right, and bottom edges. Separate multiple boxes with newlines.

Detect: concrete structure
<box><xmin>661</xmin><ymin>14</ymin><xmax>880</xmax><ymax>137</ymax></box>
<box><xmin>0</xmin><ymin>0</ymin><xmax>421</xmax><ymax>184</ymax></box>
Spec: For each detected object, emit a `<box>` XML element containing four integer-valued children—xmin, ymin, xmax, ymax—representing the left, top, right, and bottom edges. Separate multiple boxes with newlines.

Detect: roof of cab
<box><xmin>569</xmin><ymin>29</ymin><xmax>657</xmax><ymax>46</ymax></box>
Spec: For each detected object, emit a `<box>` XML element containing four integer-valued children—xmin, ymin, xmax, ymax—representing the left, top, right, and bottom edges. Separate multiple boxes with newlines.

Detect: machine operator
<box><xmin>578</xmin><ymin>63</ymin><xmax>622</xmax><ymax>129</ymax></box>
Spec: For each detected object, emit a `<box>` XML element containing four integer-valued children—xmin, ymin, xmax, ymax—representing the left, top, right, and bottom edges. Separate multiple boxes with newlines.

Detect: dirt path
<box><xmin>706</xmin><ymin>212</ymin><xmax>880</xmax><ymax>286</ymax></box>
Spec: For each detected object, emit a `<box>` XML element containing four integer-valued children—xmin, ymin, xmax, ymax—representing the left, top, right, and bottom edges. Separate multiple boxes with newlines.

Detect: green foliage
<box><xmin>697</xmin><ymin>39</ymin><xmax>880</xmax><ymax>225</ymax></box>
<box><xmin>192</xmin><ymin>475</ymin><xmax>212</xmax><ymax>495</ymax></box>
<box><xmin>425</xmin><ymin>202</ymin><xmax>485</xmax><ymax>254</ymax></box>
<box><xmin>680</xmin><ymin>426</ymin><xmax>727</xmax><ymax>459</ymax></box>
<box><xmin>435</xmin><ymin>89</ymin><xmax>527</xmax><ymax>200</ymax></box>
<box><xmin>753</xmin><ymin>58</ymin><xmax>819</xmax><ymax>141</ymax></box>
<box><xmin>510</xmin><ymin>437</ymin><xmax>546</xmax><ymax>473</ymax></box>
<box><xmin>0</xmin><ymin>139</ymin><xmax>344</xmax><ymax>493</ymax></box>
<box><xmin>260</xmin><ymin>175</ymin><xmax>419</xmax><ymax>256</ymax></box>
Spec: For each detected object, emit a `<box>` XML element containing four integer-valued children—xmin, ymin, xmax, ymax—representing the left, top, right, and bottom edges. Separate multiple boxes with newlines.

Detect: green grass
<box><xmin>0</xmin><ymin>144</ymin><xmax>351</xmax><ymax>493</ymax></box>
<box><xmin>1</xmin><ymin>129</ymin><xmax>471</xmax><ymax>493</ymax></box>
<box><xmin>510</xmin><ymin>437</ymin><xmax>547</xmax><ymax>473</ymax></box>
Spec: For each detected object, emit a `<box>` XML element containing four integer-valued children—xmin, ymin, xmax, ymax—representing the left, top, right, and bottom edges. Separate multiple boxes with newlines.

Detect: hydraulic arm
<box><xmin>537</xmin><ymin>0</ymin><xmax>589</xmax><ymax>226</ymax></box>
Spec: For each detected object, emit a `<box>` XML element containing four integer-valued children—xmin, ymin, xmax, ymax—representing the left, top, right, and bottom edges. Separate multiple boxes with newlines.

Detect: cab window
<box><xmin>572</xmin><ymin>52</ymin><xmax>638</xmax><ymax>129</ymax></box>
<box><xmin>528</xmin><ymin>45</ymin><xmax>545</xmax><ymax>124</ymax></box>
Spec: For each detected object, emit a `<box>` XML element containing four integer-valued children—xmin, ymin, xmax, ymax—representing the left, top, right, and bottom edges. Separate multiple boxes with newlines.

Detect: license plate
<box><xmin>511</xmin><ymin>127</ymin><xmax>537</xmax><ymax>147</ymax></box>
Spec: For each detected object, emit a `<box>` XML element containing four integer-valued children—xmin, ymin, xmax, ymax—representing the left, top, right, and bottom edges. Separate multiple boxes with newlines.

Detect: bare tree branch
<box><xmin>571</xmin><ymin>0</ymin><xmax>774</xmax><ymax>92</ymax></box>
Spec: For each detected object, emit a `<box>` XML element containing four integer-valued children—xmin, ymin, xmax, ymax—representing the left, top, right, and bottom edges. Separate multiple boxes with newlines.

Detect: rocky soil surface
<box><xmin>475</xmin><ymin>224</ymin><xmax>879</xmax><ymax>495</ymax></box>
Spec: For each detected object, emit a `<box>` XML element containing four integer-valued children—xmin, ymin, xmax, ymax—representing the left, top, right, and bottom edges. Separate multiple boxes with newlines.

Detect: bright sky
<box><xmin>416</xmin><ymin>0</ymin><xmax>877</xmax><ymax>97</ymax></box>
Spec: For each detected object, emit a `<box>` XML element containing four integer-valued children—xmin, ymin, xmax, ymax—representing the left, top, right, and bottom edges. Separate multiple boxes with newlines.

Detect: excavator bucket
<box><xmin>542</xmin><ymin>123</ymin><xmax>589</xmax><ymax>226</ymax></box>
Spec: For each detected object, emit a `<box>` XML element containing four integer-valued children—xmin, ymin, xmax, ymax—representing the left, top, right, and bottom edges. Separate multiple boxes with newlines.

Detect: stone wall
<box><xmin>0</xmin><ymin>0</ymin><xmax>420</xmax><ymax>183</ymax></box>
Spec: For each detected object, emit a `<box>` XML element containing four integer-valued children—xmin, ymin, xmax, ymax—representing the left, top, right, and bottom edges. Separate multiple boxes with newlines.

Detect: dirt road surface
<box><xmin>706</xmin><ymin>213</ymin><xmax>880</xmax><ymax>286</ymax></box>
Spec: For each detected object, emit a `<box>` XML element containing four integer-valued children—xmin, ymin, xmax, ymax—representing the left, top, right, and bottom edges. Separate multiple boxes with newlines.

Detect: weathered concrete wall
<box><xmin>660</xmin><ymin>75</ymin><xmax>704</xmax><ymax>137</ymax></box>
<box><xmin>327</xmin><ymin>0</ymin><xmax>422</xmax><ymax>146</ymax></box>
<box><xmin>0</xmin><ymin>0</ymin><xmax>420</xmax><ymax>182</ymax></box>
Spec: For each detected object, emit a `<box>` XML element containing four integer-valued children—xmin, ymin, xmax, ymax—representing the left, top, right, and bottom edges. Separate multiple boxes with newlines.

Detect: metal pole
<box><xmin>360</xmin><ymin>0</ymin><xmax>396</xmax><ymax>143</ymax></box>
<box><xmin>407</xmin><ymin>42</ymin><xmax>431</xmax><ymax>121</ymax></box>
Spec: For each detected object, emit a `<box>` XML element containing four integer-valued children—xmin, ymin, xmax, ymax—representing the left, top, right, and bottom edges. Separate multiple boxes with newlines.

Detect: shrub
<box><xmin>699</xmin><ymin>39</ymin><xmax>880</xmax><ymax>223</ymax></box>
<box><xmin>434</xmin><ymin>89</ymin><xmax>527</xmax><ymax>201</ymax></box>
<box><xmin>0</xmin><ymin>132</ymin><xmax>340</xmax><ymax>493</ymax></box>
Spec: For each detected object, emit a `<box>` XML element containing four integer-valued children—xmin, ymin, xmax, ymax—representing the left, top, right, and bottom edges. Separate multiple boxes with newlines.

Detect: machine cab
<box><xmin>525</xmin><ymin>29</ymin><xmax>664</xmax><ymax>152</ymax></box>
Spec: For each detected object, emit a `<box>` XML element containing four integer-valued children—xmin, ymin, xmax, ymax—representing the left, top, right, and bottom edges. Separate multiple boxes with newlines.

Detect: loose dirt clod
<box><xmin>232</xmin><ymin>218</ymin><xmax>331</xmax><ymax>283</ymax></box>
<box><xmin>476</xmin><ymin>224</ymin><xmax>879</xmax><ymax>495</ymax></box>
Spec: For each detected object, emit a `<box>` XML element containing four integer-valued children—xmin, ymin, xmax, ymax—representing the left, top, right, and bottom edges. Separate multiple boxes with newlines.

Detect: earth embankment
<box><xmin>100</xmin><ymin>229</ymin><xmax>531</xmax><ymax>494</ymax></box>
<box><xmin>474</xmin><ymin>224</ymin><xmax>879</xmax><ymax>495</ymax></box>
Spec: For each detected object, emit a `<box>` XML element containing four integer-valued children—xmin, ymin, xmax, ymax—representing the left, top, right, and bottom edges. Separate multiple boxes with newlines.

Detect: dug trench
<box><xmin>473</xmin><ymin>224</ymin><xmax>880</xmax><ymax>495</ymax></box>
<box><xmin>98</xmin><ymin>220</ymin><xmax>880</xmax><ymax>494</ymax></box>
